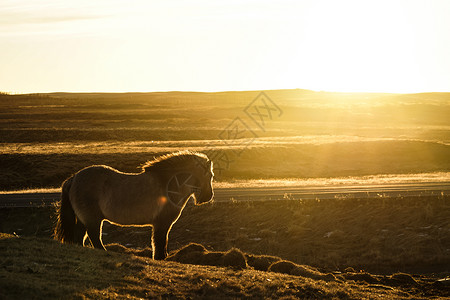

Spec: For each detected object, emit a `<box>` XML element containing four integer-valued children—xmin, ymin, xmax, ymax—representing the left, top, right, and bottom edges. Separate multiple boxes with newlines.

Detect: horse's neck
<box><xmin>164</xmin><ymin>168</ymin><xmax>198</xmax><ymax>207</ymax></box>
<box><xmin>178</xmin><ymin>192</ymin><xmax>194</xmax><ymax>208</ymax></box>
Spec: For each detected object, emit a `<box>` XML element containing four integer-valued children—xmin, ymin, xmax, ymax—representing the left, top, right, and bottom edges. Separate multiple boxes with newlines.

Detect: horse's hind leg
<box><xmin>73</xmin><ymin>218</ymin><xmax>87</xmax><ymax>246</ymax></box>
<box><xmin>85</xmin><ymin>220</ymin><xmax>106</xmax><ymax>250</ymax></box>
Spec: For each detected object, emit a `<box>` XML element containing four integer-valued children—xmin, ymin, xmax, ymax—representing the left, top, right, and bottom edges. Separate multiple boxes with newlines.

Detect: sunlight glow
<box><xmin>0</xmin><ymin>0</ymin><xmax>449</xmax><ymax>93</ymax></box>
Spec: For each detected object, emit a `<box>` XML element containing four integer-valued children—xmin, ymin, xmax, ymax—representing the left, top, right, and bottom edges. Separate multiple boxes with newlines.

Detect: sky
<box><xmin>1</xmin><ymin>0</ymin><xmax>449</xmax><ymax>94</ymax></box>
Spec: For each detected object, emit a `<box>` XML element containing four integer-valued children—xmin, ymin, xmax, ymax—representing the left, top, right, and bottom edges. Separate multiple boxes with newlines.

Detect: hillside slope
<box><xmin>1</xmin><ymin>234</ymin><xmax>448</xmax><ymax>299</ymax></box>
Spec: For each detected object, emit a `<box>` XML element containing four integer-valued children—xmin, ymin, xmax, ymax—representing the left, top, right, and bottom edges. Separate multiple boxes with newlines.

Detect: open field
<box><xmin>2</xmin><ymin>195</ymin><xmax>449</xmax><ymax>274</ymax></box>
<box><xmin>4</xmin><ymin>233</ymin><xmax>448</xmax><ymax>299</ymax></box>
<box><xmin>1</xmin><ymin>90</ymin><xmax>449</xmax><ymax>298</ymax></box>
<box><xmin>1</xmin><ymin>90</ymin><xmax>449</xmax><ymax>190</ymax></box>
<box><xmin>1</xmin><ymin>195</ymin><xmax>450</xmax><ymax>299</ymax></box>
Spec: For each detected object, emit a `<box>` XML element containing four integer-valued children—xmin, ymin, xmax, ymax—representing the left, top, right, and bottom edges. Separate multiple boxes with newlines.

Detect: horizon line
<box><xmin>3</xmin><ymin>87</ymin><xmax>450</xmax><ymax>96</ymax></box>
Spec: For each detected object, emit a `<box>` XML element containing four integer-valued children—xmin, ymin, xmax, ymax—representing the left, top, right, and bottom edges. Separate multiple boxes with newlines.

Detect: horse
<box><xmin>54</xmin><ymin>151</ymin><xmax>214</xmax><ymax>260</ymax></box>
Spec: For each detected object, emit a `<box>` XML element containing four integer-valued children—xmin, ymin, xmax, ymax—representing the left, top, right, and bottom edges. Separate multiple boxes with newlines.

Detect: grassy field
<box><xmin>1</xmin><ymin>90</ymin><xmax>449</xmax><ymax>298</ymax></box>
<box><xmin>4</xmin><ymin>233</ymin><xmax>447</xmax><ymax>299</ymax></box>
<box><xmin>0</xmin><ymin>89</ymin><xmax>449</xmax><ymax>190</ymax></box>
<box><xmin>1</xmin><ymin>194</ymin><xmax>449</xmax><ymax>299</ymax></box>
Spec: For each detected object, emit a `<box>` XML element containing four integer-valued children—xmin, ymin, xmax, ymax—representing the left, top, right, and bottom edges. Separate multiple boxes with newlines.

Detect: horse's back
<box><xmin>69</xmin><ymin>166</ymin><xmax>122</xmax><ymax>219</ymax></box>
<box><xmin>72</xmin><ymin>165</ymin><xmax>119</xmax><ymax>191</ymax></box>
<box><xmin>69</xmin><ymin>165</ymin><xmax>163</xmax><ymax>225</ymax></box>
<box><xmin>76</xmin><ymin>165</ymin><xmax>121</xmax><ymax>177</ymax></box>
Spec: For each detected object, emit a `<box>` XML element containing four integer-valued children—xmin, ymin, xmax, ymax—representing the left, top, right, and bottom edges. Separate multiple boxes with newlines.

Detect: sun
<box><xmin>286</xmin><ymin>0</ymin><xmax>425</xmax><ymax>93</ymax></box>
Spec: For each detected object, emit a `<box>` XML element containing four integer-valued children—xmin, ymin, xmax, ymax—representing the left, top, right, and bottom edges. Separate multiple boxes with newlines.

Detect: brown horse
<box><xmin>54</xmin><ymin>151</ymin><xmax>214</xmax><ymax>259</ymax></box>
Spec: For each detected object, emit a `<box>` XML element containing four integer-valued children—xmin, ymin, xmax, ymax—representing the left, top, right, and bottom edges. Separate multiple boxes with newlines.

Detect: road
<box><xmin>1</xmin><ymin>182</ymin><xmax>449</xmax><ymax>208</ymax></box>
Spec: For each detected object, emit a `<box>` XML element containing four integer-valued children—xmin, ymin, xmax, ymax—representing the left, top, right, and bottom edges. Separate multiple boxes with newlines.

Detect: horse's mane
<box><xmin>142</xmin><ymin>151</ymin><xmax>209</xmax><ymax>173</ymax></box>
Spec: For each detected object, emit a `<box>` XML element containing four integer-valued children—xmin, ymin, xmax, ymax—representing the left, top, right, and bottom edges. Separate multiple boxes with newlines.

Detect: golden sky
<box><xmin>1</xmin><ymin>0</ymin><xmax>449</xmax><ymax>94</ymax></box>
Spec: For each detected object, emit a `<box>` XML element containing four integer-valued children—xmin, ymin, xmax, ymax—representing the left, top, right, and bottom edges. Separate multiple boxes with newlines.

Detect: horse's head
<box><xmin>159</xmin><ymin>152</ymin><xmax>214</xmax><ymax>206</ymax></box>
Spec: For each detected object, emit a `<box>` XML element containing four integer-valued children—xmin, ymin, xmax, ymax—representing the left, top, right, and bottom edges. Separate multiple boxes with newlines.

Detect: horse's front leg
<box><xmin>152</xmin><ymin>222</ymin><xmax>171</xmax><ymax>260</ymax></box>
<box><xmin>152</xmin><ymin>196</ymin><xmax>187</xmax><ymax>260</ymax></box>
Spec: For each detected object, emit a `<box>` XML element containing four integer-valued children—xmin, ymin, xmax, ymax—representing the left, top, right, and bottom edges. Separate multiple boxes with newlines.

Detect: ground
<box><xmin>1</xmin><ymin>196</ymin><xmax>449</xmax><ymax>299</ymax></box>
<box><xmin>1</xmin><ymin>90</ymin><xmax>449</xmax><ymax>298</ymax></box>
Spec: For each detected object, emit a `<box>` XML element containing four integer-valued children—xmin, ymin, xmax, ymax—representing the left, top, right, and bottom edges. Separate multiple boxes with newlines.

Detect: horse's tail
<box><xmin>54</xmin><ymin>175</ymin><xmax>76</xmax><ymax>243</ymax></box>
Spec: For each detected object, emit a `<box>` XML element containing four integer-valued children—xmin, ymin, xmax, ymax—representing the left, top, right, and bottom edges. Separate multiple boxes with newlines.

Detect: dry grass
<box><xmin>2</xmin><ymin>195</ymin><xmax>449</xmax><ymax>275</ymax></box>
<box><xmin>1</xmin><ymin>90</ymin><xmax>449</xmax><ymax>190</ymax></box>
<box><xmin>1</xmin><ymin>139</ymin><xmax>450</xmax><ymax>190</ymax></box>
<box><xmin>1</xmin><ymin>233</ymin><xmax>448</xmax><ymax>299</ymax></box>
<box><xmin>1</xmin><ymin>90</ymin><xmax>449</xmax><ymax>298</ymax></box>
<box><xmin>164</xmin><ymin>196</ymin><xmax>450</xmax><ymax>275</ymax></box>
